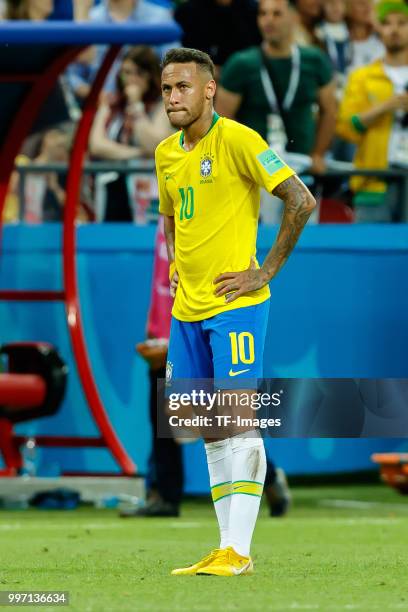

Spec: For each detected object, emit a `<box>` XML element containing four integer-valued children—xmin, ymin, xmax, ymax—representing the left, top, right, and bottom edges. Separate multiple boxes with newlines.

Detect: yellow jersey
<box><xmin>156</xmin><ymin>113</ymin><xmax>295</xmax><ymax>322</ymax></box>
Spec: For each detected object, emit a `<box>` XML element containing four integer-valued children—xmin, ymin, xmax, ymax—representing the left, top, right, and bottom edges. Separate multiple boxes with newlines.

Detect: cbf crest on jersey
<box><xmin>200</xmin><ymin>153</ymin><xmax>215</xmax><ymax>184</ymax></box>
<box><xmin>200</xmin><ymin>156</ymin><xmax>212</xmax><ymax>177</ymax></box>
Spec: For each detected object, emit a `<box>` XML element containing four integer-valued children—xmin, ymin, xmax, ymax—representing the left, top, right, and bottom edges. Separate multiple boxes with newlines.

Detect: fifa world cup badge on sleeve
<box><xmin>257</xmin><ymin>148</ymin><xmax>286</xmax><ymax>175</ymax></box>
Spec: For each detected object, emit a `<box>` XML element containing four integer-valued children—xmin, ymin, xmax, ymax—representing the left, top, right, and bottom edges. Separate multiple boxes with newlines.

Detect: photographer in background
<box><xmin>337</xmin><ymin>0</ymin><xmax>408</xmax><ymax>222</ymax></box>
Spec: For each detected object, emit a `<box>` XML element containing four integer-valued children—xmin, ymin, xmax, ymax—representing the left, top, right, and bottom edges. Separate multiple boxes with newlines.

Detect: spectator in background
<box><xmin>4</xmin><ymin>0</ymin><xmax>53</xmax><ymax>19</ymax></box>
<box><xmin>217</xmin><ymin>0</ymin><xmax>336</xmax><ymax>174</ymax></box>
<box><xmin>4</xmin><ymin>128</ymin><xmax>89</xmax><ymax>223</ymax></box>
<box><xmin>316</xmin><ymin>0</ymin><xmax>354</xmax><ymax>164</ymax></box>
<box><xmin>291</xmin><ymin>0</ymin><xmax>323</xmax><ymax>47</ymax></box>
<box><xmin>316</xmin><ymin>0</ymin><xmax>351</xmax><ymax>91</ymax></box>
<box><xmin>346</xmin><ymin>0</ymin><xmax>385</xmax><ymax>69</ymax></box>
<box><xmin>2</xmin><ymin>0</ymin><xmax>92</xmax><ymax>20</ymax></box>
<box><xmin>89</xmin><ymin>0</ymin><xmax>174</xmax><ymax>30</ymax></box>
<box><xmin>0</xmin><ymin>0</ymin><xmax>90</xmax><ymax>21</ymax></box>
<box><xmin>90</xmin><ymin>47</ymin><xmax>171</xmax><ymax>161</ymax></box>
<box><xmin>24</xmin><ymin>128</ymin><xmax>69</xmax><ymax>222</ymax></box>
<box><xmin>35</xmin><ymin>129</ymin><xmax>68</xmax><ymax>222</ymax></box>
<box><xmin>66</xmin><ymin>47</ymin><xmax>98</xmax><ymax>111</ymax></box>
<box><xmin>337</xmin><ymin>0</ymin><xmax>408</xmax><ymax>222</ymax></box>
<box><xmin>89</xmin><ymin>0</ymin><xmax>179</xmax><ymax>58</ymax></box>
<box><xmin>52</xmin><ymin>0</ymin><xmax>95</xmax><ymax>20</ymax></box>
<box><xmin>217</xmin><ymin>0</ymin><xmax>336</xmax><ymax>223</ymax></box>
<box><xmin>72</xmin><ymin>0</ymin><xmax>94</xmax><ymax>21</ymax></box>
<box><xmin>48</xmin><ymin>0</ymin><xmax>72</xmax><ymax>20</ymax></box>
<box><xmin>174</xmin><ymin>0</ymin><xmax>261</xmax><ymax>78</ymax></box>
<box><xmin>72</xmin><ymin>0</ymin><xmax>180</xmax><ymax>95</ymax></box>
<box><xmin>89</xmin><ymin>46</ymin><xmax>173</xmax><ymax>221</ymax></box>
<box><xmin>4</xmin><ymin>0</ymin><xmax>74</xmax><ymax>127</ymax></box>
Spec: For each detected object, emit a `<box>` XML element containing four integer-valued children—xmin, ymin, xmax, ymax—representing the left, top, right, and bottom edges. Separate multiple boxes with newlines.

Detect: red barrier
<box><xmin>63</xmin><ymin>46</ymin><xmax>136</xmax><ymax>476</ymax></box>
<box><xmin>0</xmin><ymin>374</ymin><xmax>46</xmax><ymax>408</ymax></box>
<box><xmin>0</xmin><ymin>45</ymin><xmax>136</xmax><ymax>476</ymax></box>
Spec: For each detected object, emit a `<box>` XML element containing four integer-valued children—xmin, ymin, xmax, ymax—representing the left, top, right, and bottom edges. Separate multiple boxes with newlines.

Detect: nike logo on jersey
<box><xmin>229</xmin><ymin>368</ymin><xmax>250</xmax><ymax>377</ymax></box>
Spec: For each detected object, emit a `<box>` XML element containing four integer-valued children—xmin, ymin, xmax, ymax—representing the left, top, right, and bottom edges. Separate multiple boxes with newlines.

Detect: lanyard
<box><xmin>325</xmin><ymin>36</ymin><xmax>352</xmax><ymax>72</ymax></box>
<box><xmin>326</xmin><ymin>36</ymin><xmax>339</xmax><ymax>68</ymax></box>
<box><xmin>259</xmin><ymin>45</ymin><xmax>301</xmax><ymax>114</ymax></box>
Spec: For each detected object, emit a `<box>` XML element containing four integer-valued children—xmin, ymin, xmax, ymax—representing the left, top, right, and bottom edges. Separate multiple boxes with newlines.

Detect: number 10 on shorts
<box><xmin>229</xmin><ymin>332</ymin><xmax>255</xmax><ymax>365</ymax></box>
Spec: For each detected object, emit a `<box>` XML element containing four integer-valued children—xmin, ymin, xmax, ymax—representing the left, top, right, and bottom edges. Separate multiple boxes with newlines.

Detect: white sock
<box><xmin>227</xmin><ymin>432</ymin><xmax>267</xmax><ymax>558</ymax></box>
<box><xmin>205</xmin><ymin>439</ymin><xmax>232</xmax><ymax>549</ymax></box>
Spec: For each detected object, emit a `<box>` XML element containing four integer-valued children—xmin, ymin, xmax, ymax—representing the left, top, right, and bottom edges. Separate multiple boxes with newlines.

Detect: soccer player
<box><xmin>156</xmin><ymin>48</ymin><xmax>316</xmax><ymax>576</ymax></box>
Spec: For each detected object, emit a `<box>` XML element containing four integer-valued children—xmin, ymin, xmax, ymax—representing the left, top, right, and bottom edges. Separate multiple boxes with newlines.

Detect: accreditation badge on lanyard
<box><xmin>259</xmin><ymin>45</ymin><xmax>301</xmax><ymax>153</ymax></box>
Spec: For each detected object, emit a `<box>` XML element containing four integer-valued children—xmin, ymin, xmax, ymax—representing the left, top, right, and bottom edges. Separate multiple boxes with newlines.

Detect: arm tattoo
<box><xmin>262</xmin><ymin>175</ymin><xmax>316</xmax><ymax>280</ymax></box>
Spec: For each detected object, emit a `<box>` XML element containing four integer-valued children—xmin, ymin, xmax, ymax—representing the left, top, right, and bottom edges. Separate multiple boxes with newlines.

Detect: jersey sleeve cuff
<box><xmin>267</xmin><ymin>165</ymin><xmax>296</xmax><ymax>193</ymax></box>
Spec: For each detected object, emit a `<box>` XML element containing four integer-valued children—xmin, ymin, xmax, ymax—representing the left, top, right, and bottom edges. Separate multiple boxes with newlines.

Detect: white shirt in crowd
<box><xmin>384</xmin><ymin>64</ymin><xmax>408</xmax><ymax>168</ymax></box>
<box><xmin>349</xmin><ymin>34</ymin><xmax>385</xmax><ymax>71</ymax></box>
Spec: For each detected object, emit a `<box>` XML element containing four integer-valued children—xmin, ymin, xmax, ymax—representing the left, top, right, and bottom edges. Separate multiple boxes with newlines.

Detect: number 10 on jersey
<box><xmin>179</xmin><ymin>187</ymin><xmax>195</xmax><ymax>221</ymax></box>
<box><xmin>229</xmin><ymin>332</ymin><xmax>255</xmax><ymax>364</ymax></box>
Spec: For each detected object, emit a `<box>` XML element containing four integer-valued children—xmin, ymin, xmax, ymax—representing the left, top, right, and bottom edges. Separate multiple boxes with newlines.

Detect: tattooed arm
<box><xmin>214</xmin><ymin>175</ymin><xmax>316</xmax><ymax>303</ymax></box>
<box><xmin>262</xmin><ymin>175</ymin><xmax>316</xmax><ymax>279</ymax></box>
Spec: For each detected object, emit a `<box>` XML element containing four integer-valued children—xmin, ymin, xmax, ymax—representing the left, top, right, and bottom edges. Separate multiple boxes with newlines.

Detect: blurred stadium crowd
<box><xmin>1</xmin><ymin>0</ymin><xmax>408</xmax><ymax>224</ymax></box>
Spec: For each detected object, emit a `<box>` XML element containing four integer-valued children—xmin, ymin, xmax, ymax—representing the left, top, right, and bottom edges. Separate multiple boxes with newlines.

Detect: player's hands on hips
<box><xmin>213</xmin><ymin>258</ymin><xmax>269</xmax><ymax>303</ymax></box>
<box><xmin>170</xmin><ymin>270</ymin><xmax>179</xmax><ymax>298</ymax></box>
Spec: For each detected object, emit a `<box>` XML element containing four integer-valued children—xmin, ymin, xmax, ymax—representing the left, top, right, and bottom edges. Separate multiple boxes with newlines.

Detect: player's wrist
<box><xmin>259</xmin><ymin>267</ymin><xmax>272</xmax><ymax>285</ymax></box>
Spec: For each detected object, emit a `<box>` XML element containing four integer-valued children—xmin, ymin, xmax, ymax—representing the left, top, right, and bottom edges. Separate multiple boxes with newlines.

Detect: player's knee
<box><xmin>303</xmin><ymin>192</ymin><xmax>317</xmax><ymax>211</ymax></box>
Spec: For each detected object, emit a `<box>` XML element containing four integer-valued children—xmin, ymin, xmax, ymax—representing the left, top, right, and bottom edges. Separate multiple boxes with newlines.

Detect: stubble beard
<box><xmin>168</xmin><ymin>111</ymin><xmax>190</xmax><ymax>128</ymax></box>
<box><xmin>167</xmin><ymin>105</ymin><xmax>202</xmax><ymax>130</ymax></box>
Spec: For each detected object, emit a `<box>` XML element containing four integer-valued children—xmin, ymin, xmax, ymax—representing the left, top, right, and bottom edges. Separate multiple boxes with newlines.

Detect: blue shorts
<box><xmin>166</xmin><ymin>300</ymin><xmax>270</xmax><ymax>388</ymax></box>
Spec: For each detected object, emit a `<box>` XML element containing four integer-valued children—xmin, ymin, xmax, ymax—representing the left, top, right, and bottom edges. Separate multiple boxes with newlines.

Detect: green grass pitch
<box><xmin>0</xmin><ymin>485</ymin><xmax>407</xmax><ymax>611</ymax></box>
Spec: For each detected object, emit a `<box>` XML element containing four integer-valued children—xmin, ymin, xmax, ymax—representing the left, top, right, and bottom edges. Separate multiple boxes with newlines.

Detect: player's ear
<box><xmin>205</xmin><ymin>79</ymin><xmax>216</xmax><ymax>101</ymax></box>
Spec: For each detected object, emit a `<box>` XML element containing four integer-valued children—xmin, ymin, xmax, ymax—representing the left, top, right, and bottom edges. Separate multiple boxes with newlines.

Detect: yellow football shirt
<box><xmin>156</xmin><ymin>113</ymin><xmax>295</xmax><ymax>322</ymax></box>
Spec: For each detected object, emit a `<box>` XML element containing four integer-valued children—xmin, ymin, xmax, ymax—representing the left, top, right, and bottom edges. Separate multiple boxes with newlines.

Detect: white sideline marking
<box><xmin>330</xmin><ymin>518</ymin><xmax>402</xmax><ymax>525</ymax></box>
<box><xmin>288</xmin><ymin>604</ymin><xmax>320</xmax><ymax>609</ymax></box>
<box><xmin>0</xmin><ymin>517</ymin><xmax>403</xmax><ymax>532</ymax></box>
<box><xmin>168</xmin><ymin>522</ymin><xmax>200</xmax><ymax>528</ymax></box>
<box><xmin>0</xmin><ymin>521</ymin><xmax>202</xmax><ymax>531</ymax></box>
<box><xmin>319</xmin><ymin>499</ymin><xmax>408</xmax><ymax>511</ymax></box>
<box><xmin>0</xmin><ymin>523</ymin><xmax>125</xmax><ymax>531</ymax></box>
